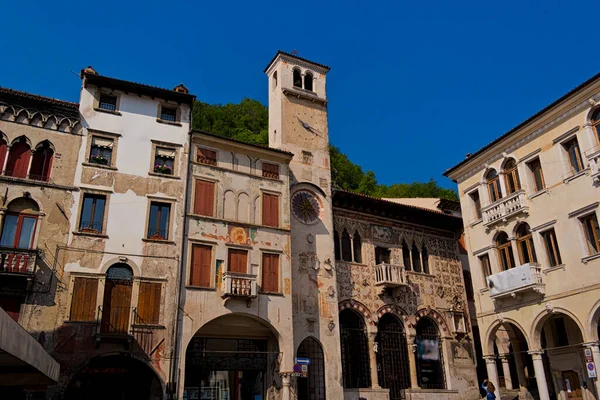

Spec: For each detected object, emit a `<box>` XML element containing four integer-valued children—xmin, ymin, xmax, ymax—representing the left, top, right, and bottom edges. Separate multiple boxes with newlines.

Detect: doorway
<box><xmin>101</xmin><ymin>264</ymin><xmax>133</xmax><ymax>334</ymax></box>
<box><xmin>561</xmin><ymin>370</ymin><xmax>583</xmax><ymax>400</ymax></box>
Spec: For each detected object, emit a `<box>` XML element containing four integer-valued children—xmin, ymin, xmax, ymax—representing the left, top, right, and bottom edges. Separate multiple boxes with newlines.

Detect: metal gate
<box><xmin>297</xmin><ymin>337</ymin><xmax>326</xmax><ymax>400</ymax></box>
<box><xmin>377</xmin><ymin>314</ymin><xmax>410</xmax><ymax>400</ymax></box>
<box><xmin>340</xmin><ymin>310</ymin><xmax>372</xmax><ymax>388</ymax></box>
<box><xmin>415</xmin><ymin>317</ymin><xmax>446</xmax><ymax>390</ymax></box>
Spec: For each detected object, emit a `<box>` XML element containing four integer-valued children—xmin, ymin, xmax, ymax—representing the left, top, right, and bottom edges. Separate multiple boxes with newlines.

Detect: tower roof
<box><xmin>264</xmin><ymin>50</ymin><xmax>331</xmax><ymax>74</ymax></box>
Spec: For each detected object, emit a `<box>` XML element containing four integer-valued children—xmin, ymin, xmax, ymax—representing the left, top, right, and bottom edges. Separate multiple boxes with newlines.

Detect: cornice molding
<box><xmin>0</xmin><ymin>100</ymin><xmax>81</xmax><ymax>134</ymax></box>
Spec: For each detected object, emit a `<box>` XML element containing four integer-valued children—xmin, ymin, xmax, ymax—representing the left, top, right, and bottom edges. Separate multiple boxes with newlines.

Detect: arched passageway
<box><xmin>184</xmin><ymin>314</ymin><xmax>281</xmax><ymax>400</ymax></box>
<box><xmin>297</xmin><ymin>337</ymin><xmax>326</xmax><ymax>400</ymax></box>
<box><xmin>376</xmin><ymin>313</ymin><xmax>410</xmax><ymax>400</ymax></box>
<box><xmin>415</xmin><ymin>317</ymin><xmax>445</xmax><ymax>389</ymax></box>
<box><xmin>339</xmin><ymin>308</ymin><xmax>371</xmax><ymax>389</ymax></box>
<box><xmin>64</xmin><ymin>355</ymin><xmax>162</xmax><ymax>400</ymax></box>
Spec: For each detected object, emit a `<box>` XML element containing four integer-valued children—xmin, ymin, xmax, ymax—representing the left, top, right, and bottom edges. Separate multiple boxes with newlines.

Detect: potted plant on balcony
<box><xmin>153</xmin><ymin>164</ymin><xmax>172</xmax><ymax>175</ymax></box>
<box><xmin>90</xmin><ymin>155</ymin><xmax>109</xmax><ymax>165</ymax></box>
<box><xmin>148</xmin><ymin>232</ymin><xmax>165</xmax><ymax>240</ymax></box>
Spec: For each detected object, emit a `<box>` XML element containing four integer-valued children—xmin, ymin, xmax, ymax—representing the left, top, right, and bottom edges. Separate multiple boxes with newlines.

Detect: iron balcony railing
<box><xmin>374</xmin><ymin>263</ymin><xmax>408</xmax><ymax>288</ymax></box>
<box><xmin>97</xmin><ymin>305</ymin><xmax>132</xmax><ymax>336</ymax></box>
<box><xmin>0</xmin><ymin>247</ymin><xmax>38</xmax><ymax>274</ymax></box>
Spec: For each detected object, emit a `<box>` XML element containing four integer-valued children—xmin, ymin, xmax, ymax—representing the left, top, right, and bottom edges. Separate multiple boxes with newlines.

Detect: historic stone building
<box><xmin>445</xmin><ymin>72</ymin><xmax>600</xmax><ymax>400</ymax></box>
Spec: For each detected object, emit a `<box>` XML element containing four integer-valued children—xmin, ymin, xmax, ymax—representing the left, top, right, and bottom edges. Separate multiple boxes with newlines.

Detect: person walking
<box><xmin>482</xmin><ymin>379</ymin><xmax>496</xmax><ymax>400</ymax></box>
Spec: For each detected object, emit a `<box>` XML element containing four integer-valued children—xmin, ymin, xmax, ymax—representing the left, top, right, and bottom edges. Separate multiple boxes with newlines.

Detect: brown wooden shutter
<box><xmin>228</xmin><ymin>249</ymin><xmax>247</xmax><ymax>273</ymax></box>
<box><xmin>70</xmin><ymin>277</ymin><xmax>98</xmax><ymax>321</ymax></box>
<box><xmin>270</xmin><ymin>195</ymin><xmax>279</xmax><ymax>227</ymax></box>
<box><xmin>137</xmin><ymin>282</ymin><xmax>161</xmax><ymax>324</ymax></box>
<box><xmin>262</xmin><ymin>253</ymin><xmax>279</xmax><ymax>293</ymax></box>
<box><xmin>194</xmin><ymin>180</ymin><xmax>215</xmax><ymax>217</ymax></box>
<box><xmin>191</xmin><ymin>244</ymin><xmax>212</xmax><ymax>287</ymax></box>
<box><xmin>262</xmin><ymin>194</ymin><xmax>279</xmax><ymax>227</ymax></box>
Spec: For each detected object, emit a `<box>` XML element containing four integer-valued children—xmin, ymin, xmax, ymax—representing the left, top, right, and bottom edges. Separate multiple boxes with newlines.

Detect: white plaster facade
<box><xmin>446</xmin><ymin>72</ymin><xmax>600</xmax><ymax>400</ymax></box>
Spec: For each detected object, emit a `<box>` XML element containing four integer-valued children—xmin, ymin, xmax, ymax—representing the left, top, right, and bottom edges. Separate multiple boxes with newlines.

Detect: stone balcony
<box><xmin>586</xmin><ymin>145</ymin><xmax>600</xmax><ymax>182</ymax></box>
<box><xmin>374</xmin><ymin>263</ymin><xmax>408</xmax><ymax>288</ymax></box>
<box><xmin>482</xmin><ymin>189</ymin><xmax>529</xmax><ymax>228</ymax></box>
<box><xmin>486</xmin><ymin>263</ymin><xmax>544</xmax><ymax>304</ymax></box>
<box><xmin>0</xmin><ymin>247</ymin><xmax>38</xmax><ymax>275</ymax></box>
<box><xmin>222</xmin><ymin>271</ymin><xmax>257</xmax><ymax>306</ymax></box>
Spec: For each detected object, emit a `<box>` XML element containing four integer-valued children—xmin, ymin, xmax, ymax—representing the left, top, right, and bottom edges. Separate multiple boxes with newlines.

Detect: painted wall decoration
<box><xmin>227</xmin><ymin>224</ymin><xmax>251</xmax><ymax>245</ymax></box>
<box><xmin>371</xmin><ymin>225</ymin><xmax>393</xmax><ymax>243</ymax></box>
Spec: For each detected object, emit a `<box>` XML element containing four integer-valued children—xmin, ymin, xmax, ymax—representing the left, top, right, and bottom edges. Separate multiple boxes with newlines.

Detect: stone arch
<box><xmin>291</xmin><ymin>181</ymin><xmax>327</xmax><ymax>198</ymax></box>
<box><xmin>376</xmin><ymin>304</ymin><xmax>409</xmax><ymax>325</ymax></box>
<box><xmin>99</xmin><ymin>257</ymin><xmax>141</xmax><ymax>277</ymax></box>
<box><xmin>500</xmin><ymin>155</ymin><xmax>518</xmax><ymax>169</ymax></box>
<box><xmin>5</xmin><ymin>196</ymin><xmax>41</xmax><ymax>213</ymax></box>
<box><xmin>586</xmin><ymin>298</ymin><xmax>600</xmax><ymax>342</ymax></box>
<box><xmin>530</xmin><ymin>307</ymin><xmax>586</xmax><ymax>349</ymax></box>
<box><xmin>33</xmin><ymin>139</ymin><xmax>56</xmax><ymax>152</ymax></box>
<box><xmin>484</xmin><ymin>317</ymin><xmax>531</xmax><ymax>355</ymax></box>
<box><xmin>338</xmin><ymin>299</ymin><xmax>375</xmax><ymax>330</ymax></box>
<box><xmin>15</xmin><ymin>108</ymin><xmax>30</xmax><ymax>123</ymax></box>
<box><xmin>237</xmin><ymin>191</ymin><xmax>250</xmax><ymax>223</ymax></box>
<box><xmin>10</xmin><ymin>135</ymin><xmax>32</xmax><ymax>148</ymax></box>
<box><xmin>43</xmin><ymin>115</ymin><xmax>58</xmax><ymax>130</ymax></box>
<box><xmin>414</xmin><ymin>308</ymin><xmax>450</xmax><ymax>337</ymax></box>
<box><xmin>585</xmin><ymin>104</ymin><xmax>600</xmax><ymax>125</ymax></box>
<box><xmin>223</xmin><ymin>189</ymin><xmax>235</xmax><ymax>220</ymax></box>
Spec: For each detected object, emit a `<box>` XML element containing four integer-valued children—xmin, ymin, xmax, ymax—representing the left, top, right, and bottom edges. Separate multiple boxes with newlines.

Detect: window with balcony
<box><xmin>261</xmin><ymin>253</ymin><xmax>280</xmax><ymax>293</ymax></box>
<box><xmin>262</xmin><ymin>162</ymin><xmax>279</xmax><ymax>179</ymax></box>
<box><xmin>89</xmin><ymin>136</ymin><xmax>114</xmax><ymax>166</ymax></box>
<box><xmin>563</xmin><ymin>137</ymin><xmax>584</xmax><ymax>173</ymax></box>
<box><xmin>527</xmin><ymin>158</ymin><xmax>545</xmax><ymax>192</ymax></box>
<box><xmin>79</xmin><ymin>194</ymin><xmax>106</xmax><ymax>234</ymax></box>
<box><xmin>262</xmin><ymin>193</ymin><xmax>279</xmax><ymax>228</ymax></box>
<box><xmin>0</xmin><ymin>198</ymin><xmax>39</xmax><ymax>249</ymax></box>
<box><xmin>29</xmin><ymin>141</ymin><xmax>53</xmax><ymax>181</ymax></box>
<box><xmin>228</xmin><ymin>249</ymin><xmax>248</xmax><ymax>273</ymax></box>
<box><xmin>100</xmin><ymin>264</ymin><xmax>133</xmax><ymax>335</ymax></box>
<box><xmin>496</xmin><ymin>232</ymin><xmax>516</xmax><ymax>270</ymax></box>
<box><xmin>580</xmin><ymin>213</ymin><xmax>600</xmax><ymax>255</ymax></box>
<box><xmin>486</xmin><ymin>169</ymin><xmax>502</xmax><ymax>203</ymax></box>
<box><xmin>468</xmin><ymin>190</ymin><xmax>482</xmax><ymax>220</ymax></box>
<box><xmin>375</xmin><ymin>246</ymin><xmax>391</xmax><ymax>264</ymax></box>
<box><xmin>98</xmin><ymin>94</ymin><xmax>118</xmax><ymax>112</ymax></box>
<box><xmin>541</xmin><ymin>228</ymin><xmax>562</xmax><ymax>267</ymax></box>
<box><xmin>193</xmin><ymin>179</ymin><xmax>215</xmax><ymax>217</ymax></box>
<box><xmin>479</xmin><ymin>254</ymin><xmax>492</xmax><ymax>280</ymax></box>
<box><xmin>516</xmin><ymin>223</ymin><xmax>537</xmax><ymax>264</ymax></box>
<box><xmin>503</xmin><ymin>159</ymin><xmax>521</xmax><ymax>195</ymax></box>
<box><xmin>190</xmin><ymin>244</ymin><xmax>212</xmax><ymax>288</ymax></box>
<box><xmin>197</xmin><ymin>147</ymin><xmax>217</xmax><ymax>166</ymax></box>
<box><xmin>70</xmin><ymin>277</ymin><xmax>98</xmax><ymax>321</ymax></box>
<box><xmin>402</xmin><ymin>240</ymin><xmax>411</xmax><ymax>271</ymax></box>
<box><xmin>593</xmin><ymin>109</ymin><xmax>600</xmax><ymax>141</ymax></box>
<box><xmin>147</xmin><ymin>202</ymin><xmax>170</xmax><ymax>240</ymax></box>
<box><xmin>5</xmin><ymin>138</ymin><xmax>31</xmax><ymax>178</ymax></box>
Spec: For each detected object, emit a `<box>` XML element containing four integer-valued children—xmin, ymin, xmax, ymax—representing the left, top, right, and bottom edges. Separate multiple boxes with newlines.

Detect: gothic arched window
<box><xmin>412</xmin><ymin>243</ymin><xmax>422</xmax><ymax>273</ymax></box>
<box><xmin>5</xmin><ymin>138</ymin><xmax>31</xmax><ymax>178</ymax></box>
<box><xmin>29</xmin><ymin>141</ymin><xmax>54</xmax><ymax>181</ymax></box>
<box><xmin>422</xmin><ymin>245</ymin><xmax>429</xmax><ymax>274</ymax></box>
<box><xmin>334</xmin><ymin>230</ymin><xmax>341</xmax><ymax>261</ymax></box>
<box><xmin>402</xmin><ymin>241</ymin><xmax>411</xmax><ymax>271</ymax></box>
<box><xmin>339</xmin><ymin>309</ymin><xmax>371</xmax><ymax>388</ymax></box>
<box><xmin>341</xmin><ymin>229</ymin><xmax>352</xmax><ymax>262</ymax></box>
<box><xmin>353</xmin><ymin>230</ymin><xmax>362</xmax><ymax>263</ymax></box>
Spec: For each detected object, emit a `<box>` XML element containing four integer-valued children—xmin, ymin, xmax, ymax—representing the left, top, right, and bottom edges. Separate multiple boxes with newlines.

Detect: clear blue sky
<box><xmin>2</xmin><ymin>0</ymin><xmax>599</xmax><ymax>189</ymax></box>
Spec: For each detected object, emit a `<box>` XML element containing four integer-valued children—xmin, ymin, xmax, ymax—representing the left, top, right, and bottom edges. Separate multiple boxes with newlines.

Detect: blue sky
<box><xmin>2</xmin><ymin>0</ymin><xmax>599</xmax><ymax>189</ymax></box>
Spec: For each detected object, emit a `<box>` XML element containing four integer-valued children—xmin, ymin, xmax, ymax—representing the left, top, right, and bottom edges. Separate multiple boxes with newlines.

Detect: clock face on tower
<box><xmin>291</xmin><ymin>190</ymin><xmax>323</xmax><ymax>225</ymax></box>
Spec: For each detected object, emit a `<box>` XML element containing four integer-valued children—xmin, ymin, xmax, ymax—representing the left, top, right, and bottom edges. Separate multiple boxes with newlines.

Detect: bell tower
<box><xmin>265</xmin><ymin>51</ymin><xmax>343</xmax><ymax>399</ymax></box>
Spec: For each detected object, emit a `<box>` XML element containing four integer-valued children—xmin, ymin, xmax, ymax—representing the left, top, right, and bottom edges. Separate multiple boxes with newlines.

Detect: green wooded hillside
<box><xmin>192</xmin><ymin>99</ymin><xmax>458</xmax><ymax>201</ymax></box>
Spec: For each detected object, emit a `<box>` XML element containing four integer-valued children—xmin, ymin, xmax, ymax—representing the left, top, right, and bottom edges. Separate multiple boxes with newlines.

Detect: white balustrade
<box><xmin>482</xmin><ymin>190</ymin><xmax>528</xmax><ymax>227</ymax></box>
<box><xmin>222</xmin><ymin>271</ymin><xmax>257</xmax><ymax>299</ymax></box>
<box><xmin>587</xmin><ymin>146</ymin><xmax>600</xmax><ymax>182</ymax></box>
<box><xmin>374</xmin><ymin>263</ymin><xmax>407</xmax><ymax>287</ymax></box>
<box><xmin>486</xmin><ymin>263</ymin><xmax>544</xmax><ymax>300</ymax></box>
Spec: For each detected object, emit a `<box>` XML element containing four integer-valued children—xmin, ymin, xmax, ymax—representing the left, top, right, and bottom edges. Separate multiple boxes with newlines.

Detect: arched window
<box><xmin>353</xmin><ymin>230</ymin><xmax>362</xmax><ymax>263</ymax></box>
<box><xmin>412</xmin><ymin>243</ymin><xmax>422</xmax><ymax>273</ymax></box>
<box><xmin>486</xmin><ymin>169</ymin><xmax>502</xmax><ymax>203</ymax></box>
<box><xmin>101</xmin><ymin>264</ymin><xmax>134</xmax><ymax>334</ymax></box>
<box><xmin>593</xmin><ymin>108</ymin><xmax>600</xmax><ymax>141</ymax></box>
<box><xmin>304</xmin><ymin>72</ymin><xmax>314</xmax><ymax>91</ymax></box>
<box><xmin>341</xmin><ymin>229</ymin><xmax>352</xmax><ymax>262</ymax></box>
<box><xmin>376</xmin><ymin>314</ymin><xmax>410</xmax><ymax>399</ymax></box>
<box><xmin>422</xmin><ymin>245</ymin><xmax>429</xmax><ymax>274</ymax></box>
<box><xmin>415</xmin><ymin>317</ymin><xmax>445</xmax><ymax>389</ymax></box>
<box><xmin>402</xmin><ymin>241</ymin><xmax>411</xmax><ymax>271</ymax></box>
<box><xmin>293</xmin><ymin>69</ymin><xmax>302</xmax><ymax>88</ymax></box>
<box><xmin>516</xmin><ymin>223</ymin><xmax>536</xmax><ymax>264</ymax></box>
<box><xmin>334</xmin><ymin>230</ymin><xmax>341</xmax><ymax>261</ymax></box>
<box><xmin>0</xmin><ymin>197</ymin><xmax>39</xmax><ymax>250</ymax></box>
<box><xmin>29</xmin><ymin>141</ymin><xmax>54</xmax><ymax>181</ymax></box>
<box><xmin>503</xmin><ymin>159</ymin><xmax>520</xmax><ymax>195</ymax></box>
<box><xmin>297</xmin><ymin>337</ymin><xmax>326</xmax><ymax>399</ymax></box>
<box><xmin>273</xmin><ymin>71</ymin><xmax>278</xmax><ymax>88</ymax></box>
<box><xmin>339</xmin><ymin>309</ymin><xmax>371</xmax><ymax>388</ymax></box>
<box><xmin>496</xmin><ymin>232</ymin><xmax>515</xmax><ymax>270</ymax></box>
<box><xmin>0</xmin><ymin>137</ymin><xmax>7</xmax><ymax>172</ymax></box>
<box><xmin>5</xmin><ymin>138</ymin><xmax>31</xmax><ymax>178</ymax></box>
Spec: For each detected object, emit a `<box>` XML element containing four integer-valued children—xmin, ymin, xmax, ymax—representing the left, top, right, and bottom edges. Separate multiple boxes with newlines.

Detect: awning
<box><xmin>0</xmin><ymin>308</ymin><xmax>60</xmax><ymax>386</ymax></box>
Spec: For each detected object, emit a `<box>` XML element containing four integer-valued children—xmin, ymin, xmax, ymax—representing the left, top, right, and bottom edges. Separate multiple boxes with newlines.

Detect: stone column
<box><xmin>585</xmin><ymin>343</ymin><xmax>600</xmax><ymax>398</ymax></box>
<box><xmin>510</xmin><ymin>238</ymin><xmax>521</xmax><ymax>267</ymax></box>
<box><xmin>280</xmin><ymin>373</ymin><xmax>291</xmax><ymax>400</ymax></box>
<box><xmin>529</xmin><ymin>350</ymin><xmax>550</xmax><ymax>400</ymax></box>
<box><xmin>0</xmin><ymin>146</ymin><xmax>9</xmax><ymax>174</ymax></box>
<box><xmin>407</xmin><ymin>335</ymin><xmax>419</xmax><ymax>389</ymax></box>
<box><xmin>368</xmin><ymin>332</ymin><xmax>380</xmax><ymax>388</ymax></box>
<box><xmin>26</xmin><ymin>149</ymin><xmax>35</xmax><ymax>178</ymax></box>
<box><xmin>349</xmin><ymin>234</ymin><xmax>355</xmax><ymax>262</ymax></box>
<box><xmin>499</xmin><ymin>355</ymin><xmax>513</xmax><ymax>390</ymax></box>
<box><xmin>512</xmin><ymin>343</ymin><xmax>528</xmax><ymax>390</ymax></box>
<box><xmin>484</xmin><ymin>355</ymin><xmax>502</xmax><ymax>400</ymax></box>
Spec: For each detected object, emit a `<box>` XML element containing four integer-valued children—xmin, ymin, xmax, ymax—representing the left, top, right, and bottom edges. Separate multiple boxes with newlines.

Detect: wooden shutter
<box><xmin>194</xmin><ymin>180</ymin><xmax>215</xmax><ymax>216</ymax></box>
<box><xmin>137</xmin><ymin>282</ymin><xmax>161</xmax><ymax>324</ymax></box>
<box><xmin>191</xmin><ymin>244</ymin><xmax>212</xmax><ymax>287</ymax></box>
<box><xmin>262</xmin><ymin>193</ymin><xmax>279</xmax><ymax>227</ymax></box>
<box><xmin>228</xmin><ymin>249</ymin><xmax>248</xmax><ymax>273</ymax></box>
<box><xmin>262</xmin><ymin>253</ymin><xmax>279</xmax><ymax>293</ymax></box>
<box><xmin>70</xmin><ymin>277</ymin><xmax>98</xmax><ymax>321</ymax></box>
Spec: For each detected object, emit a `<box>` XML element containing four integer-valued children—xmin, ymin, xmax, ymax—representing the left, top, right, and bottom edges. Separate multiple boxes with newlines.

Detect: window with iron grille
<box><xmin>376</xmin><ymin>314</ymin><xmax>410</xmax><ymax>400</ymax></box>
<box><xmin>297</xmin><ymin>337</ymin><xmax>326</xmax><ymax>400</ymax></box>
<box><xmin>415</xmin><ymin>317</ymin><xmax>446</xmax><ymax>390</ymax></box>
<box><xmin>160</xmin><ymin>106</ymin><xmax>177</xmax><ymax>122</ymax></box>
<box><xmin>98</xmin><ymin>94</ymin><xmax>117</xmax><ymax>112</ymax></box>
<box><xmin>339</xmin><ymin>309</ymin><xmax>371</xmax><ymax>388</ymax></box>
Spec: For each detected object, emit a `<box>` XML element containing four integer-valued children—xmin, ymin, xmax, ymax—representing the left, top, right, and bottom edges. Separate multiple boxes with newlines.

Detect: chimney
<box><xmin>81</xmin><ymin>65</ymin><xmax>98</xmax><ymax>76</ymax></box>
<box><xmin>173</xmin><ymin>84</ymin><xmax>189</xmax><ymax>94</ymax></box>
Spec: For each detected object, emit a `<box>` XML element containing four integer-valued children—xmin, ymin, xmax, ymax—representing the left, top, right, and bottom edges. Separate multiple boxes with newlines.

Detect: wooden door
<box><xmin>101</xmin><ymin>279</ymin><xmax>132</xmax><ymax>334</ymax></box>
<box><xmin>561</xmin><ymin>370</ymin><xmax>583</xmax><ymax>400</ymax></box>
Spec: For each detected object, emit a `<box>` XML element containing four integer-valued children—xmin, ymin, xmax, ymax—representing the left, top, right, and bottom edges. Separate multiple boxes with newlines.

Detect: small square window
<box><xmin>160</xmin><ymin>106</ymin><xmax>177</xmax><ymax>122</ymax></box>
<box><xmin>98</xmin><ymin>94</ymin><xmax>117</xmax><ymax>112</ymax></box>
<box><xmin>79</xmin><ymin>194</ymin><xmax>106</xmax><ymax>233</ymax></box>
<box><xmin>262</xmin><ymin>163</ymin><xmax>279</xmax><ymax>179</ymax></box>
<box><xmin>153</xmin><ymin>147</ymin><xmax>175</xmax><ymax>175</ymax></box>
<box><xmin>197</xmin><ymin>148</ymin><xmax>217</xmax><ymax>166</ymax></box>
<box><xmin>89</xmin><ymin>136</ymin><xmax>114</xmax><ymax>166</ymax></box>
<box><xmin>148</xmin><ymin>202</ymin><xmax>171</xmax><ymax>240</ymax></box>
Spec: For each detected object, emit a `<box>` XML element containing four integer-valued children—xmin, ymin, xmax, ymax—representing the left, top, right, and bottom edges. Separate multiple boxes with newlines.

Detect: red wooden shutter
<box><xmin>137</xmin><ymin>282</ymin><xmax>161</xmax><ymax>324</ymax></box>
<box><xmin>228</xmin><ymin>249</ymin><xmax>247</xmax><ymax>273</ymax></box>
<box><xmin>270</xmin><ymin>195</ymin><xmax>279</xmax><ymax>227</ymax></box>
<box><xmin>194</xmin><ymin>180</ymin><xmax>215</xmax><ymax>216</ymax></box>
<box><xmin>262</xmin><ymin>253</ymin><xmax>279</xmax><ymax>293</ymax></box>
<box><xmin>191</xmin><ymin>244</ymin><xmax>212</xmax><ymax>287</ymax></box>
<box><xmin>70</xmin><ymin>277</ymin><xmax>98</xmax><ymax>321</ymax></box>
<box><xmin>0</xmin><ymin>141</ymin><xmax>7</xmax><ymax>171</ymax></box>
<box><xmin>6</xmin><ymin>142</ymin><xmax>31</xmax><ymax>178</ymax></box>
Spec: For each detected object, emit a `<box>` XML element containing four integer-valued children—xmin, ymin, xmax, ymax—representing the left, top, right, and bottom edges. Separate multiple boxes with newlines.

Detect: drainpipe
<box><xmin>168</xmin><ymin>103</ymin><xmax>194</xmax><ymax>399</ymax></box>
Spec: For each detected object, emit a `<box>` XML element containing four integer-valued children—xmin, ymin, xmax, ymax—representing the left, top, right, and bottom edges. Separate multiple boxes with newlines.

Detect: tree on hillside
<box><xmin>192</xmin><ymin>100</ymin><xmax>458</xmax><ymax>201</ymax></box>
